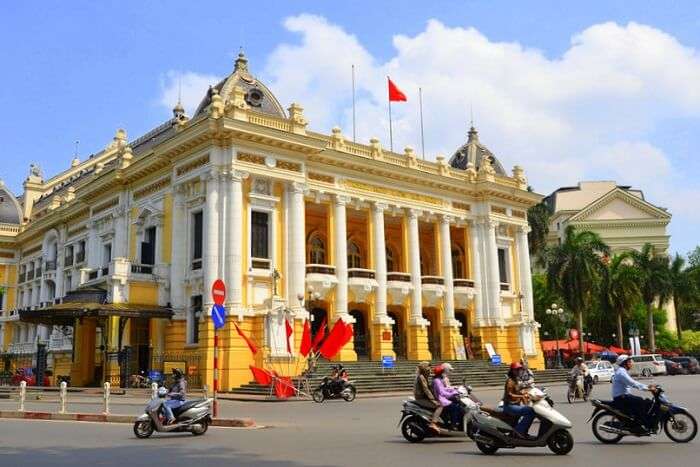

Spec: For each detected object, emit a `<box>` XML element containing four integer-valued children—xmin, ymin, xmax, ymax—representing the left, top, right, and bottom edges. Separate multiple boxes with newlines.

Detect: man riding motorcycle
<box><xmin>163</xmin><ymin>368</ymin><xmax>187</xmax><ymax>424</ymax></box>
<box><xmin>570</xmin><ymin>357</ymin><xmax>592</xmax><ymax>395</ymax></box>
<box><xmin>612</xmin><ymin>355</ymin><xmax>656</xmax><ymax>432</ymax></box>
<box><xmin>502</xmin><ymin>361</ymin><xmax>536</xmax><ymax>439</ymax></box>
<box><xmin>413</xmin><ymin>362</ymin><xmax>441</xmax><ymax>433</ymax></box>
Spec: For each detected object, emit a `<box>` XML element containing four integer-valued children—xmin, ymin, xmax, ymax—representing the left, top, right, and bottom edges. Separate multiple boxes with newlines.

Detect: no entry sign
<box><xmin>212</xmin><ymin>279</ymin><xmax>226</xmax><ymax>306</ymax></box>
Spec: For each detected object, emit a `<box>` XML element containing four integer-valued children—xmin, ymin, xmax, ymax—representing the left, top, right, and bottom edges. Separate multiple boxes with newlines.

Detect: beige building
<box><xmin>544</xmin><ymin>181</ymin><xmax>675</xmax><ymax>332</ymax></box>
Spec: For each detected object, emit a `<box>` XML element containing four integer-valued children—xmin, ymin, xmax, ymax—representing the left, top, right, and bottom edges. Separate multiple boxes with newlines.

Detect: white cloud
<box><xmin>156</xmin><ymin>16</ymin><xmax>700</xmax><ymax>252</ymax></box>
<box><xmin>159</xmin><ymin>70</ymin><xmax>222</xmax><ymax>116</ymax></box>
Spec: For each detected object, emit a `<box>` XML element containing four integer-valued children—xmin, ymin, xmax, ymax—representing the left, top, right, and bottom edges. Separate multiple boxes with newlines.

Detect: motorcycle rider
<box><xmin>502</xmin><ymin>361</ymin><xmax>536</xmax><ymax>439</ymax></box>
<box><xmin>163</xmin><ymin>368</ymin><xmax>187</xmax><ymax>425</ymax></box>
<box><xmin>569</xmin><ymin>357</ymin><xmax>590</xmax><ymax>394</ymax></box>
<box><xmin>518</xmin><ymin>358</ymin><xmax>534</xmax><ymax>388</ymax></box>
<box><xmin>432</xmin><ymin>363</ymin><xmax>464</xmax><ymax>429</ymax></box>
<box><xmin>413</xmin><ymin>362</ymin><xmax>441</xmax><ymax>433</ymax></box>
<box><xmin>612</xmin><ymin>355</ymin><xmax>656</xmax><ymax>431</ymax></box>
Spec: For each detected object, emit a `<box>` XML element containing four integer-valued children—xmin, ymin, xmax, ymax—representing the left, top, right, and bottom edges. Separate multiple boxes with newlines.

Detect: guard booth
<box><xmin>19</xmin><ymin>286</ymin><xmax>172</xmax><ymax>387</ymax></box>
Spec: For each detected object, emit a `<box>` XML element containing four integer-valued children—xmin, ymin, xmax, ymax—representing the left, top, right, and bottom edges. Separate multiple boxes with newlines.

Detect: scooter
<box><xmin>133</xmin><ymin>387</ymin><xmax>213</xmax><ymax>438</ymax></box>
<box><xmin>399</xmin><ymin>385</ymin><xmax>481</xmax><ymax>442</ymax></box>
<box><xmin>567</xmin><ymin>375</ymin><xmax>592</xmax><ymax>403</ymax></box>
<box><xmin>589</xmin><ymin>386</ymin><xmax>697</xmax><ymax>444</ymax></box>
<box><xmin>312</xmin><ymin>377</ymin><xmax>357</xmax><ymax>402</ymax></box>
<box><xmin>467</xmin><ymin>386</ymin><xmax>574</xmax><ymax>455</ymax></box>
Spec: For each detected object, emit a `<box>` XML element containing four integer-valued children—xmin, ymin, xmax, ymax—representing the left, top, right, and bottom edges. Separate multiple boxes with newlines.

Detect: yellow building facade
<box><xmin>0</xmin><ymin>53</ymin><xmax>544</xmax><ymax>389</ymax></box>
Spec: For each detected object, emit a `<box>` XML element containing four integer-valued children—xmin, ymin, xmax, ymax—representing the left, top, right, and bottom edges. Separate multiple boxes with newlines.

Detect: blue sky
<box><xmin>1</xmin><ymin>1</ymin><xmax>699</xmax><ymax>255</ymax></box>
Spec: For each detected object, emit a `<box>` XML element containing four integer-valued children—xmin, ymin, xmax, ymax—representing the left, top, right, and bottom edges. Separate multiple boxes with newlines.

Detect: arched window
<box><xmin>451</xmin><ymin>246</ymin><xmax>465</xmax><ymax>279</ymax></box>
<box><xmin>348</xmin><ymin>241</ymin><xmax>362</xmax><ymax>268</ymax></box>
<box><xmin>308</xmin><ymin>234</ymin><xmax>326</xmax><ymax>264</ymax></box>
<box><xmin>386</xmin><ymin>246</ymin><xmax>395</xmax><ymax>272</ymax></box>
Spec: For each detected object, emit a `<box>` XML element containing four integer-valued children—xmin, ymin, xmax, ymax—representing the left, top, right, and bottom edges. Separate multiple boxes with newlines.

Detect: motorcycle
<box><xmin>468</xmin><ymin>386</ymin><xmax>574</xmax><ymax>455</ymax></box>
<box><xmin>567</xmin><ymin>375</ymin><xmax>592</xmax><ymax>403</ymax></box>
<box><xmin>589</xmin><ymin>386</ymin><xmax>697</xmax><ymax>444</ymax></box>
<box><xmin>133</xmin><ymin>388</ymin><xmax>213</xmax><ymax>438</ymax></box>
<box><xmin>399</xmin><ymin>385</ymin><xmax>480</xmax><ymax>442</ymax></box>
<box><xmin>312</xmin><ymin>377</ymin><xmax>357</xmax><ymax>402</ymax></box>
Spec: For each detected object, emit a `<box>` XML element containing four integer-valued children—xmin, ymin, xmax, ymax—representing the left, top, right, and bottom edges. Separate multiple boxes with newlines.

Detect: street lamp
<box><xmin>546</xmin><ymin>303</ymin><xmax>566</xmax><ymax>368</ymax></box>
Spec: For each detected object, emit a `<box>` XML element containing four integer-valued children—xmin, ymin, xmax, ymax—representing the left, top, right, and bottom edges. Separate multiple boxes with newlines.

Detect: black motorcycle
<box><xmin>312</xmin><ymin>377</ymin><xmax>356</xmax><ymax>402</ymax></box>
<box><xmin>589</xmin><ymin>386</ymin><xmax>697</xmax><ymax>444</ymax></box>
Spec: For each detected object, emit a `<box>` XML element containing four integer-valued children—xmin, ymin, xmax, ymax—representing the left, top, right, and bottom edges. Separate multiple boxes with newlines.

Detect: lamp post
<box><xmin>546</xmin><ymin>303</ymin><xmax>566</xmax><ymax>368</ymax></box>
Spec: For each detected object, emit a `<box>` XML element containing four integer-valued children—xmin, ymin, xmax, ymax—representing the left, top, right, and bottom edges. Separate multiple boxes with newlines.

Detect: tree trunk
<box><xmin>577</xmin><ymin>310</ymin><xmax>585</xmax><ymax>355</ymax></box>
<box><xmin>647</xmin><ymin>303</ymin><xmax>656</xmax><ymax>352</ymax></box>
<box><xmin>675</xmin><ymin>297</ymin><xmax>683</xmax><ymax>342</ymax></box>
<box><xmin>617</xmin><ymin>311</ymin><xmax>624</xmax><ymax>349</ymax></box>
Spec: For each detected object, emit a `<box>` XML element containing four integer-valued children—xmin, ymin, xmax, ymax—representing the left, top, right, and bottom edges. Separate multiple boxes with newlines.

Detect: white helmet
<box><xmin>157</xmin><ymin>387</ymin><xmax>168</xmax><ymax>397</ymax></box>
<box><xmin>442</xmin><ymin>363</ymin><xmax>454</xmax><ymax>373</ymax></box>
<box><xmin>616</xmin><ymin>354</ymin><xmax>630</xmax><ymax>366</ymax></box>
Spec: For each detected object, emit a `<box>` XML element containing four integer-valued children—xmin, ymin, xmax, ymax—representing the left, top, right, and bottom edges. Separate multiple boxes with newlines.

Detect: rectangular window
<box><xmin>103</xmin><ymin>244</ymin><xmax>112</xmax><ymax>266</ymax></box>
<box><xmin>497</xmin><ymin>248</ymin><xmax>509</xmax><ymax>285</ymax></box>
<box><xmin>189</xmin><ymin>295</ymin><xmax>202</xmax><ymax>344</ymax></box>
<box><xmin>141</xmin><ymin>226</ymin><xmax>157</xmax><ymax>265</ymax></box>
<box><xmin>192</xmin><ymin>211</ymin><xmax>203</xmax><ymax>269</ymax></box>
<box><xmin>0</xmin><ymin>290</ymin><xmax>4</xmax><ymax>311</ymax></box>
<box><xmin>251</xmin><ymin>211</ymin><xmax>270</xmax><ymax>269</ymax></box>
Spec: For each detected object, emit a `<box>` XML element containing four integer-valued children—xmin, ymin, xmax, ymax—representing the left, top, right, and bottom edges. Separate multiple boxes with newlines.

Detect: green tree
<box><xmin>668</xmin><ymin>254</ymin><xmax>697</xmax><ymax>340</ymax></box>
<box><xmin>546</xmin><ymin>226</ymin><xmax>610</xmax><ymax>353</ymax></box>
<box><xmin>527</xmin><ymin>201</ymin><xmax>550</xmax><ymax>267</ymax></box>
<box><xmin>630</xmin><ymin>244</ymin><xmax>672</xmax><ymax>352</ymax></box>
<box><xmin>687</xmin><ymin>246</ymin><xmax>700</xmax><ymax>269</ymax></box>
<box><xmin>680</xmin><ymin>330</ymin><xmax>700</xmax><ymax>352</ymax></box>
<box><xmin>601</xmin><ymin>253</ymin><xmax>641</xmax><ymax>348</ymax></box>
<box><xmin>532</xmin><ymin>273</ymin><xmax>567</xmax><ymax>339</ymax></box>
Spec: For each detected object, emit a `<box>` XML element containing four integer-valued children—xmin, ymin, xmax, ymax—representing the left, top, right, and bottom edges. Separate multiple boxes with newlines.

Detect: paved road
<box><xmin>0</xmin><ymin>375</ymin><xmax>698</xmax><ymax>467</ymax></box>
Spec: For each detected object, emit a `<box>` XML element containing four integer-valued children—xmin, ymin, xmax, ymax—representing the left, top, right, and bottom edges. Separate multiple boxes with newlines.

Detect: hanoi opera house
<box><xmin>0</xmin><ymin>53</ymin><xmax>544</xmax><ymax>389</ymax></box>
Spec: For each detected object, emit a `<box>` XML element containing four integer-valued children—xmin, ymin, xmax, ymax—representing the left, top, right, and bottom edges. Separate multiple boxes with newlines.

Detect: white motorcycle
<box><xmin>133</xmin><ymin>387</ymin><xmax>213</xmax><ymax>438</ymax></box>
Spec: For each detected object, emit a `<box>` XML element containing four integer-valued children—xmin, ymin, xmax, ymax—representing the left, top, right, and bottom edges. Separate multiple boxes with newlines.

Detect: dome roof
<box><xmin>193</xmin><ymin>51</ymin><xmax>286</xmax><ymax>118</ymax></box>
<box><xmin>448</xmin><ymin>126</ymin><xmax>506</xmax><ymax>176</ymax></box>
<box><xmin>0</xmin><ymin>181</ymin><xmax>22</xmax><ymax>224</ymax></box>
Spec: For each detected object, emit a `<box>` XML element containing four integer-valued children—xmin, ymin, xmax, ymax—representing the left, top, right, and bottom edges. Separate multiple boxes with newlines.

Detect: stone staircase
<box><xmin>227</xmin><ymin>360</ymin><xmax>569</xmax><ymax>396</ymax></box>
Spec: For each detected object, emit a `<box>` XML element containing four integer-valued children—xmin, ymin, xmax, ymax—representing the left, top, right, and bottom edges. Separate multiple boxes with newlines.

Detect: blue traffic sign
<box><xmin>381</xmin><ymin>356</ymin><xmax>395</xmax><ymax>369</ymax></box>
<box><xmin>490</xmin><ymin>354</ymin><xmax>502</xmax><ymax>366</ymax></box>
<box><xmin>211</xmin><ymin>304</ymin><xmax>226</xmax><ymax>329</ymax></box>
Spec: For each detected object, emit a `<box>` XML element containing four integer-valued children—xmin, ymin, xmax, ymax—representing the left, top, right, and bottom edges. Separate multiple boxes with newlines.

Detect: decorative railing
<box><xmin>0</xmin><ymin>222</ymin><xmax>20</xmax><ymax>233</ymax></box>
<box><xmin>251</xmin><ymin>258</ymin><xmax>271</xmax><ymax>270</ymax></box>
<box><xmin>421</xmin><ymin>276</ymin><xmax>445</xmax><ymax>285</ymax></box>
<box><xmin>348</xmin><ymin>268</ymin><xmax>375</xmax><ymax>279</ymax></box>
<box><xmin>7</xmin><ymin>342</ymin><xmax>35</xmax><ymax>354</ymax></box>
<box><xmin>191</xmin><ymin>258</ymin><xmax>202</xmax><ymax>270</ymax></box>
<box><xmin>387</xmin><ymin>272</ymin><xmax>411</xmax><ymax>282</ymax></box>
<box><xmin>454</xmin><ymin>279</ymin><xmax>475</xmax><ymax>288</ymax></box>
<box><xmin>306</xmin><ymin>264</ymin><xmax>336</xmax><ymax>275</ymax></box>
<box><xmin>26</xmin><ymin>270</ymin><xmax>34</xmax><ymax>280</ymax></box>
<box><xmin>45</xmin><ymin>260</ymin><xmax>56</xmax><ymax>271</ymax></box>
<box><xmin>18</xmin><ymin>272</ymin><xmax>26</xmax><ymax>283</ymax></box>
<box><xmin>34</xmin><ymin>266</ymin><xmax>42</xmax><ymax>276</ymax></box>
<box><xmin>500</xmin><ymin>282</ymin><xmax>511</xmax><ymax>292</ymax></box>
<box><xmin>131</xmin><ymin>263</ymin><xmax>153</xmax><ymax>274</ymax></box>
<box><xmin>75</xmin><ymin>251</ymin><xmax>85</xmax><ymax>264</ymax></box>
<box><xmin>64</xmin><ymin>255</ymin><xmax>74</xmax><ymax>267</ymax></box>
<box><xmin>49</xmin><ymin>335</ymin><xmax>73</xmax><ymax>352</ymax></box>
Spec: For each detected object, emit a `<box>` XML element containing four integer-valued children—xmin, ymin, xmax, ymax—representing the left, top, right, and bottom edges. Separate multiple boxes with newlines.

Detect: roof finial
<box><xmin>470</xmin><ymin>103</ymin><xmax>474</xmax><ymax>128</ymax></box>
<box><xmin>234</xmin><ymin>47</ymin><xmax>249</xmax><ymax>73</ymax></box>
<box><xmin>173</xmin><ymin>77</ymin><xmax>185</xmax><ymax>119</ymax></box>
<box><xmin>71</xmin><ymin>140</ymin><xmax>80</xmax><ymax>167</ymax></box>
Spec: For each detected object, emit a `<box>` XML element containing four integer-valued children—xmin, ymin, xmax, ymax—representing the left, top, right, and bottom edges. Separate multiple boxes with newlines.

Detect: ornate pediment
<box><xmin>569</xmin><ymin>188</ymin><xmax>670</xmax><ymax>223</ymax></box>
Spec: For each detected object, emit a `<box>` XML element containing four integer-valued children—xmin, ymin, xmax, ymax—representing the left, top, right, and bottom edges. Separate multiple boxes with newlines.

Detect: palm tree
<box><xmin>601</xmin><ymin>253</ymin><xmax>642</xmax><ymax>348</ymax></box>
<box><xmin>527</xmin><ymin>201</ymin><xmax>550</xmax><ymax>266</ymax></box>
<box><xmin>668</xmin><ymin>254</ymin><xmax>696</xmax><ymax>340</ymax></box>
<box><xmin>629</xmin><ymin>244</ymin><xmax>672</xmax><ymax>352</ymax></box>
<box><xmin>546</xmin><ymin>226</ymin><xmax>610</xmax><ymax>353</ymax></box>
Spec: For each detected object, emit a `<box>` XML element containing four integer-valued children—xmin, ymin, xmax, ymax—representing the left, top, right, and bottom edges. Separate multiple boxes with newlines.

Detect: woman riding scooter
<box><xmin>163</xmin><ymin>368</ymin><xmax>187</xmax><ymax>425</ymax></box>
<box><xmin>503</xmin><ymin>362</ymin><xmax>536</xmax><ymax>439</ymax></box>
<box><xmin>432</xmin><ymin>364</ymin><xmax>464</xmax><ymax>430</ymax></box>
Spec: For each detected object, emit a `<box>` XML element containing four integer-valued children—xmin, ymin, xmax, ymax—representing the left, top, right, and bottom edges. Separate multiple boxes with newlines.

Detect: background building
<box><xmin>0</xmin><ymin>53</ymin><xmax>543</xmax><ymax>389</ymax></box>
<box><xmin>544</xmin><ymin>180</ymin><xmax>676</xmax><ymax>332</ymax></box>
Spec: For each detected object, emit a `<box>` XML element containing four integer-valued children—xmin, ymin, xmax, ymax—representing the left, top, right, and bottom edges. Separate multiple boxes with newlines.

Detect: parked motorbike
<box><xmin>468</xmin><ymin>386</ymin><xmax>574</xmax><ymax>455</ymax></box>
<box><xmin>133</xmin><ymin>388</ymin><xmax>212</xmax><ymax>438</ymax></box>
<box><xmin>567</xmin><ymin>375</ymin><xmax>592</xmax><ymax>403</ymax></box>
<box><xmin>399</xmin><ymin>385</ymin><xmax>480</xmax><ymax>442</ymax></box>
<box><xmin>312</xmin><ymin>377</ymin><xmax>356</xmax><ymax>402</ymax></box>
<box><xmin>589</xmin><ymin>386</ymin><xmax>697</xmax><ymax>444</ymax></box>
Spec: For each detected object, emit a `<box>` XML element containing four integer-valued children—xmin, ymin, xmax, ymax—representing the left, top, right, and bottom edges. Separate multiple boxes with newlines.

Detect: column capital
<box><xmin>229</xmin><ymin>169</ymin><xmax>249</xmax><ymax>182</ymax></box>
<box><xmin>289</xmin><ymin>181</ymin><xmax>308</xmax><ymax>194</ymax></box>
<box><xmin>334</xmin><ymin>194</ymin><xmax>351</xmax><ymax>206</ymax></box>
<box><xmin>406</xmin><ymin>208</ymin><xmax>422</xmax><ymax>219</ymax></box>
<box><xmin>487</xmin><ymin>219</ymin><xmax>499</xmax><ymax>229</ymax></box>
<box><xmin>517</xmin><ymin>224</ymin><xmax>531</xmax><ymax>234</ymax></box>
<box><xmin>373</xmin><ymin>201</ymin><xmax>389</xmax><ymax>212</ymax></box>
<box><xmin>440</xmin><ymin>214</ymin><xmax>453</xmax><ymax>225</ymax></box>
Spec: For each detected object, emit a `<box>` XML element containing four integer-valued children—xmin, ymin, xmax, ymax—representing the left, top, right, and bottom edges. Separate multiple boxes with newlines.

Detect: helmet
<box><xmin>157</xmin><ymin>387</ymin><xmax>168</xmax><ymax>398</ymax></box>
<box><xmin>433</xmin><ymin>364</ymin><xmax>445</xmax><ymax>376</ymax></box>
<box><xmin>442</xmin><ymin>363</ymin><xmax>454</xmax><ymax>373</ymax></box>
<box><xmin>510</xmin><ymin>362</ymin><xmax>523</xmax><ymax>370</ymax></box>
<box><xmin>172</xmin><ymin>368</ymin><xmax>184</xmax><ymax>378</ymax></box>
<box><xmin>616</xmin><ymin>355</ymin><xmax>631</xmax><ymax>366</ymax></box>
<box><xmin>575</xmin><ymin>357</ymin><xmax>584</xmax><ymax>363</ymax></box>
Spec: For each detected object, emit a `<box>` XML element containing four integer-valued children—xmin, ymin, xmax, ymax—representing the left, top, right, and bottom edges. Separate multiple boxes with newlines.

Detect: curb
<box><xmin>0</xmin><ymin>410</ymin><xmax>255</xmax><ymax>428</ymax></box>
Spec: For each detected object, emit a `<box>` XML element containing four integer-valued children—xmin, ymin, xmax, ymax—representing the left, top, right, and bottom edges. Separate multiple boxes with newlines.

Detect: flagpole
<box><xmin>388</xmin><ymin>100</ymin><xmax>394</xmax><ymax>152</ymax></box>
<box><xmin>419</xmin><ymin>87</ymin><xmax>425</xmax><ymax>159</ymax></box>
<box><xmin>352</xmin><ymin>64</ymin><xmax>356</xmax><ymax>143</ymax></box>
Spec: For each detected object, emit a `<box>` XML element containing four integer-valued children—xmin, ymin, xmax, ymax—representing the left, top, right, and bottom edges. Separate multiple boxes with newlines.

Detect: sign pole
<box><xmin>213</xmin><ymin>330</ymin><xmax>219</xmax><ymax>418</ymax></box>
<box><xmin>211</xmin><ymin>279</ymin><xmax>227</xmax><ymax>419</ymax></box>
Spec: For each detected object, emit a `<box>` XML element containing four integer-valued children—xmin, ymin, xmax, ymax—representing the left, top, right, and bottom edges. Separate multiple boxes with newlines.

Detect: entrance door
<box><xmin>388</xmin><ymin>311</ymin><xmax>406</xmax><ymax>359</ymax></box>
<box><xmin>132</xmin><ymin>318</ymin><xmax>151</xmax><ymax>374</ymax></box>
<box><xmin>349</xmin><ymin>310</ymin><xmax>368</xmax><ymax>358</ymax></box>
<box><xmin>310</xmin><ymin>308</ymin><xmax>327</xmax><ymax>337</ymax></box>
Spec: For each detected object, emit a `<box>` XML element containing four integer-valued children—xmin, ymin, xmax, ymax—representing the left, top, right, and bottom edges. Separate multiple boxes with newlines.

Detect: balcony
<box><xmin>348</xmin><ymin>268</ymin><xmax>378</xmax><ymax>303</ymax></box>
<box><xmin>35</xmin><ymin>266</ymin><xmax>42</xmax><ymax>276</ymax></box>
<box><xmin>387</xmin><ymin>272</ymin><xmax>412</xmax><ymax>305</ymax></box>
<box><xmin>7</xmin><ymin>342</ymin><xmax>35</xmax><ymax>354</ymax></box>
<box><xmin>49</xmin><ymin>335</ymin><xmax>73</xmax><ymax>352</ymax></box>
<box><xmin>421</xmin><ymin>275</ymin><xmax>445</xmax><ymax>307</ymax></box>
<box><xmin>131</xmin><ymin>263</ymin><xmax>154</xmax><ymax>274</ymax></box>
<box><xmin>305</xmin><ymin>264</ymin><xmax>337</xmax><ymax>300</ymax></box>
<box><xmin>18</xmin><ymin>272</ymin><xmax>26</xmax><ymax>283</ymax></box>
<box><xmin>75</xmin><ymin>251</ymin><xmax>85</xmax><ymax>264</ymax></box>
<box><xmin>26</xmin><ymin>270</ymin><xmax>34</xmax><ymax>281</ymax></box>
<box><xmin>64</xmin><ymin>255</ymin><xmax>74</xmax><ymax>267</ymax></box>
<box><xmin>454</xmin><ymin>278</ymin><xmax>476</xmax><ymax>309</ymax></box>
<box><xmin>45</xmin><ymin>260</ymin><xmax>57</xmax><ymax>271</ymax></box>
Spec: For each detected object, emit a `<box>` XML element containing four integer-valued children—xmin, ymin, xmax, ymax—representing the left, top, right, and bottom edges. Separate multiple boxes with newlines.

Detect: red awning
<box><xmin>541</xmin><ymin>339</ymin><xmax>607</xmax><ymax>353</ymax></box>
<box><xmin>607</xmin><ymin>345</ymin><xmax>627</xmax><ymax>354</ymax></box>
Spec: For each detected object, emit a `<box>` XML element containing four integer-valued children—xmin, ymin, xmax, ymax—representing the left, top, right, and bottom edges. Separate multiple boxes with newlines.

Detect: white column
<box><xmin>516</xmin><ymin>225</ymin><xmax>534</xmax><ymax>320</ymax></box>
<box><xmin>407</xmin><ymin>209</ymin><xmax>424</xmax><ymax>323</ymax></box>
<box><xmin>485</xmin><ymin>220</ymin><xmax>502</xmax><ymax>324</ymax></box>
<box><xmin>225</xmin><ymin>171</ymin><xmax>246</xmax><ymax>311</ymax></box>
<box><xmin>170</xmin><ymin>188</ymin><xmax>186</xmax><ymax>312</ymax></box>
<box><xmin>372</xmin><ymin>202</ymin><xmax>390</xmax><ymax>324</ymax></box>
<box><xmin>469</xmin><ymin>220</ymin><xmax>484</xmax><ymax>325</ymax></box>
<box><xmin>439</xmin><ymin>215</ymin><xmax>455</xmax><ymax>325</ymax></box>
<box><xmin>113</xmin><ymin>195</ymin><xmax>128</xmax><ymax>259</ymax></box>
<box><xmin>203</xmin><ymin>169</ymin><xmax>220</xmax><ymax>311</ymax></box>
<box><xmin>287</xmin><ymin>182</ymin><xmax>306</xmax><ymax>312</ymax></box>
<box><xmin>333</xmin><ymin>195</ymin><xmax>349</xmax><ymax>319</ymax></box>
<box><xmin>55</xmin><ymin>228</ymin><xmax>65</xmax><ymax>298</ymax></box>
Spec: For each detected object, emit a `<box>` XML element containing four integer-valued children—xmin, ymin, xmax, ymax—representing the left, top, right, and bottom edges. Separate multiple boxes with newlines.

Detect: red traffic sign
<box><xmin>212</xmin><ymin>279</ymin><xmax>226</xmax><ymax>305</ymax></box>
